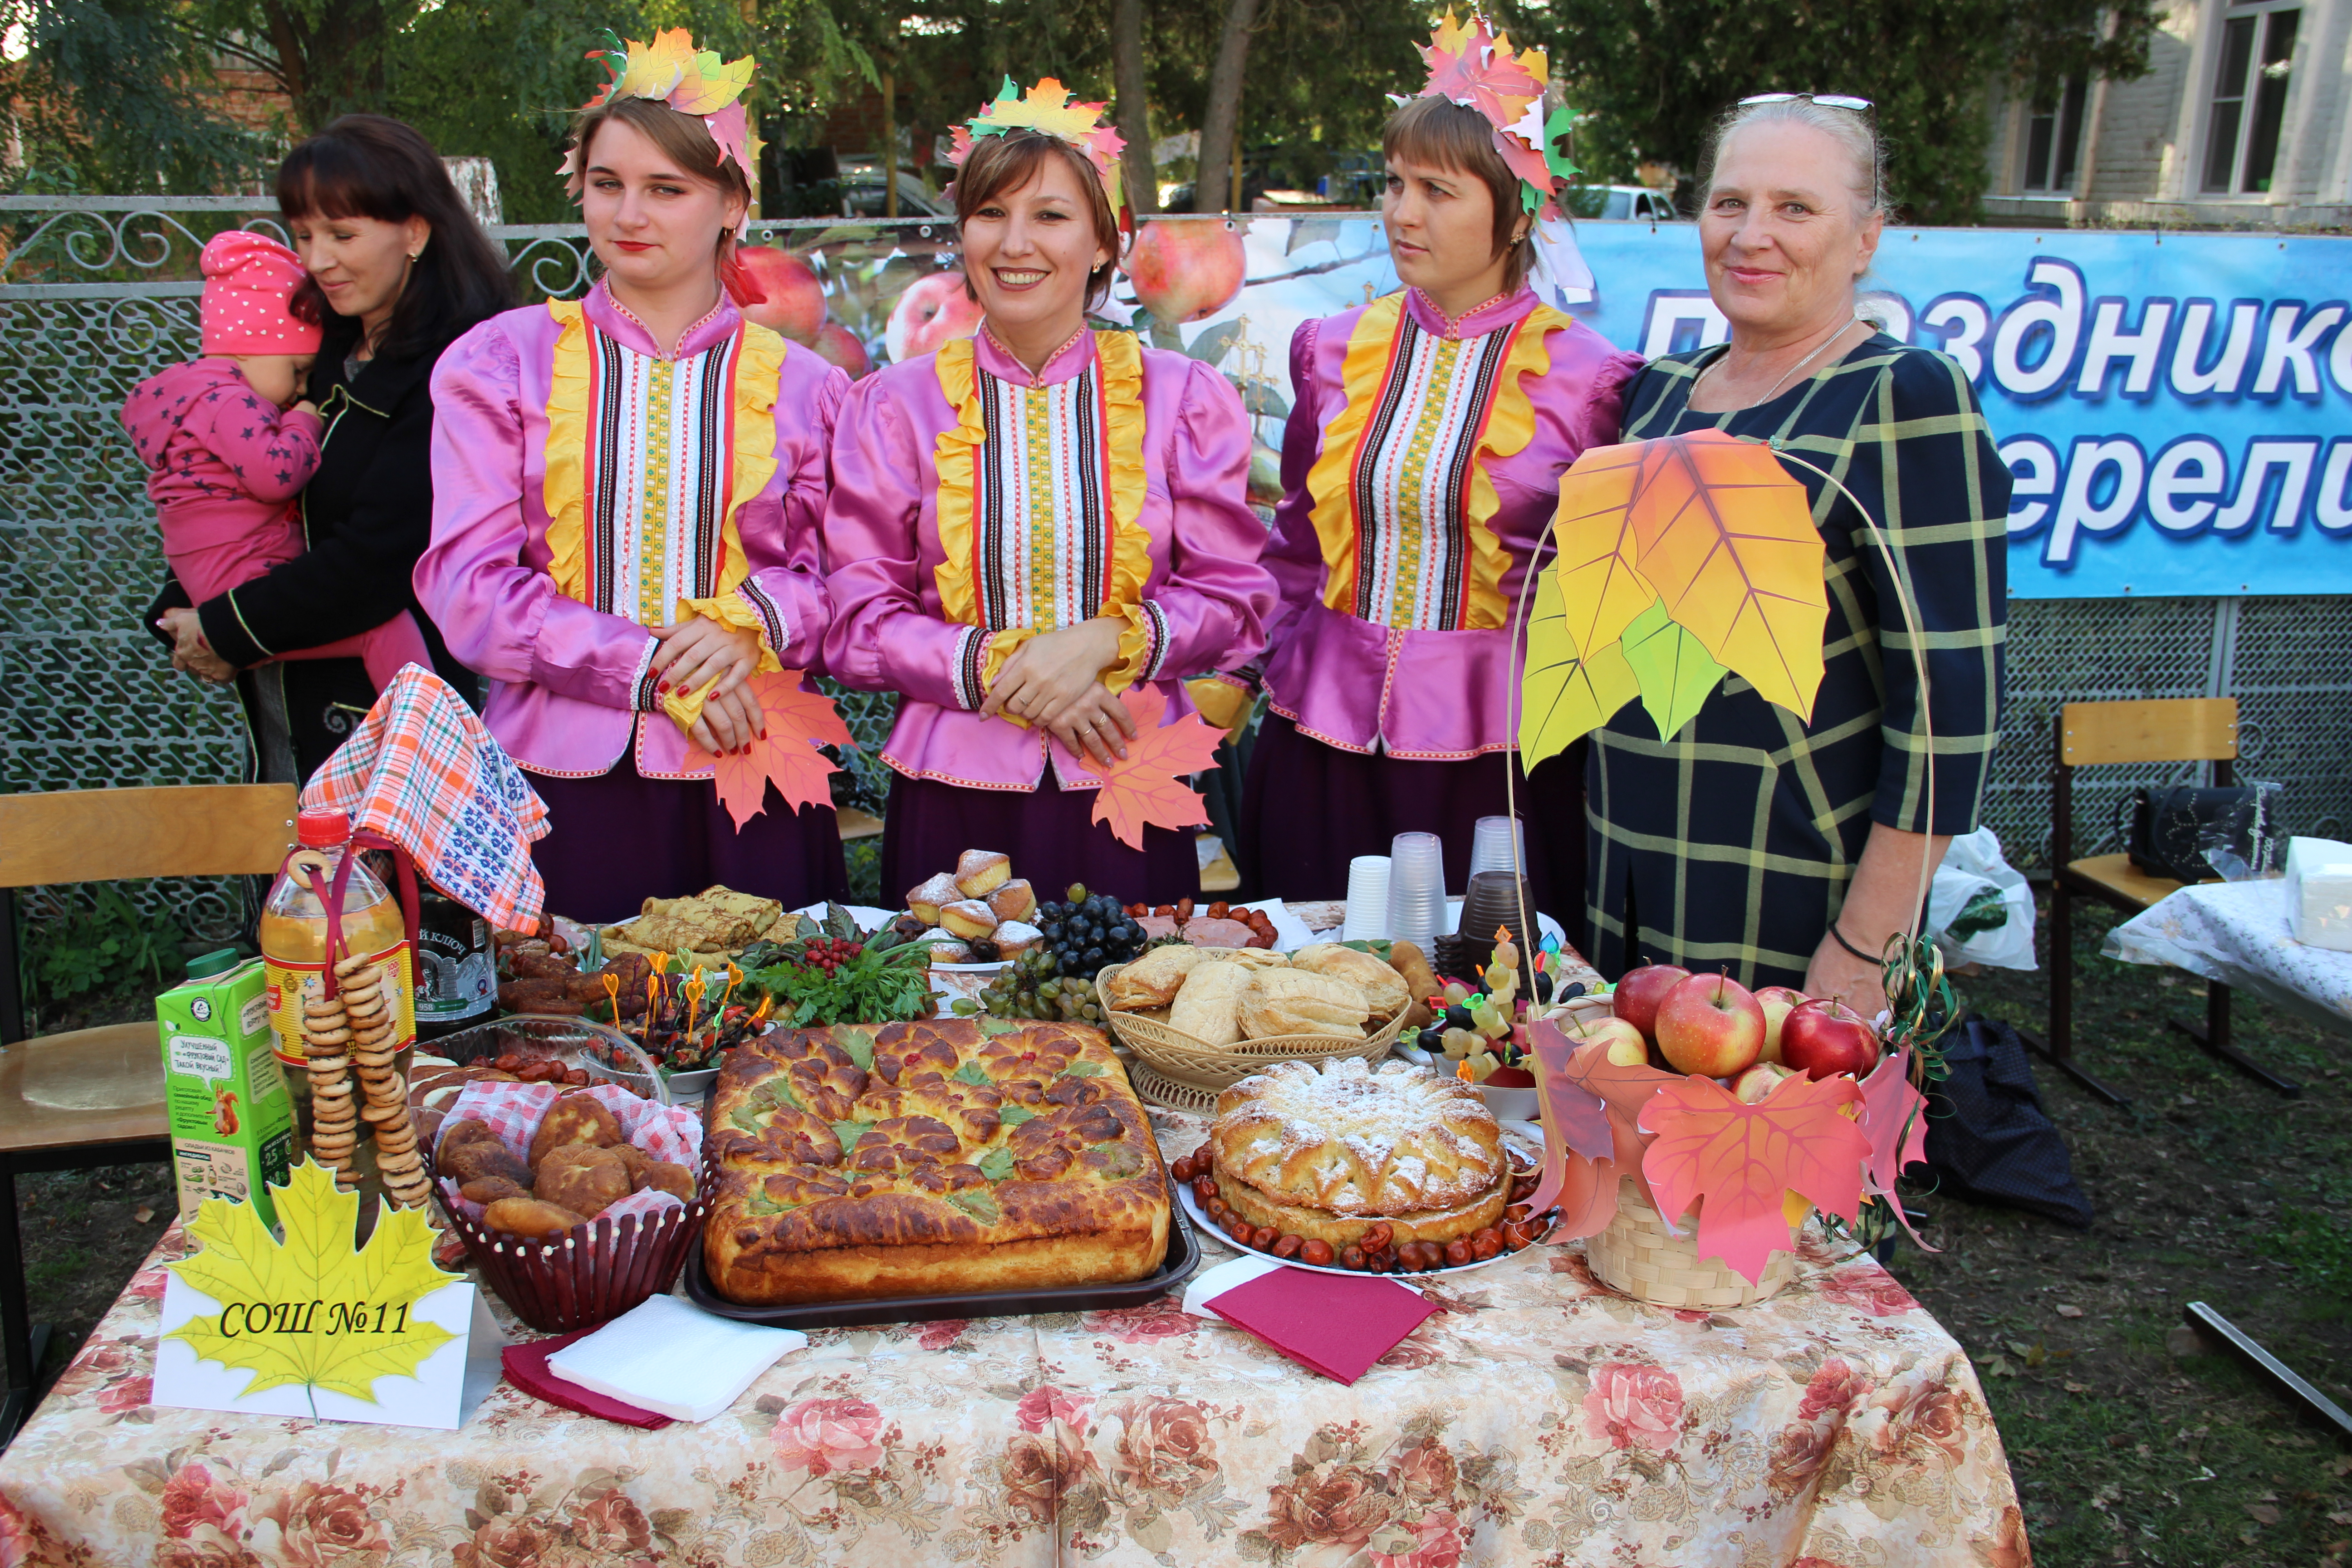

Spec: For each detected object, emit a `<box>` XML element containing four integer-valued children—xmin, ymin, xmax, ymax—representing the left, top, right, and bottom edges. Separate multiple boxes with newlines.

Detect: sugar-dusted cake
<box><xmin>703</xmin><ymin>1019</ymin><xmax>1170</xmax><ymax>1304</ymax></box>
<box><xmin>1210</xmin><ymin>1057</ymin><xmax>1509</xmax><ymax>1247</ymax></box>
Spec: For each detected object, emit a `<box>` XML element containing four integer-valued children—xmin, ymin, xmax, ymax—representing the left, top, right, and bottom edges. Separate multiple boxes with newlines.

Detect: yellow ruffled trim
<box><xmin>541</xmin><ymin>300</ymin><xmax>591</xmax><ymax>603</ymax></box>
<box><xmin>1463</xmin><ymin>303</ymin><xmax>1570</xmax><ymax>631</ymax></box>
<box><xmin>1302</xmin><ymin>294</ymin><xmax>1405</xmax><ymax>617</ymax></box>
<box><xmin>934</xmin><ymin>330</ymin><xmax>1153</xmax><ymax>726</ymax></box>
<box><xmin>1299</xmin><ymin>295</ymin><xmax>1570</xmax><ymax>631</ymax></box>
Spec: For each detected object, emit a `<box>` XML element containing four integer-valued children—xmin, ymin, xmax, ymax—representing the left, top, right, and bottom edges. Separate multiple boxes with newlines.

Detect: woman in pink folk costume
<box><xmin>823</xmin><ymin>78</ymin><xmax>1275</xmax><ymax>906</ymax></box>
<box><xmin>1235</xmin><ymin>16</ymin><xmax>1644</xmax><ymax>946</ymax></box>
<box><xmin>416</xmin><ymin>30</ymin><xmax>849</xmax><ymax>921</ymax></box>
<box><xmin>126</xmin><ymin>230</ymin><xmax>433</xmax><ymax>693</ymax></box>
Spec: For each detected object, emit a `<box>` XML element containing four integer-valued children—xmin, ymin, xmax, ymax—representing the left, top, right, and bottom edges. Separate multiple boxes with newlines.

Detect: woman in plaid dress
<box><xmin>1588</xmin><ymin>97</ymin><xmax>2008</xmax><ymax>1015</ymax></box>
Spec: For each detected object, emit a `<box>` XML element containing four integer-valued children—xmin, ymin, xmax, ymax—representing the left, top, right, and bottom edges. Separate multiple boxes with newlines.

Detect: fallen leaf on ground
<box><xmin>2055</xmin><ymin>1303</ymin><xmax>2084</xmax><ymax>1318</ymax></box>
<box><xmin>133</xmin><ymin>1205</ymin><xmax>154</xmax><ymax>1224</ymax></box>
<box><xmin>2246</xmin><ymin>1504</ymin><xmax>2282</xmax><ymax>1525</ymax></box>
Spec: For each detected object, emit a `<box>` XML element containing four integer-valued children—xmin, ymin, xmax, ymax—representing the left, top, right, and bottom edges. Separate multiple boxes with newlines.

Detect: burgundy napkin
<box><xmin>1205</xmin><ymin>1269</ymin><xmax>1438</xmax><ymax>1384</ymax></box>
<box><xmin>503</xmin><ymin>1330</ymin><xmax>672</xmax><ymax>1429</ymax></box>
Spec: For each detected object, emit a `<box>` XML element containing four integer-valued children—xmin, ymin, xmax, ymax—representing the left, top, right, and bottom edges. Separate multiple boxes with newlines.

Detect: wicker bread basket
<box><xmin>1094</xmin><ymin>960</ymin><xmax>1406</xmax><ymax>1101</ymax></box>
<box><xmin>1584</xmin><ymin>1175</ymin><xmax>1794</xmax><ymax>1309</ymax></box>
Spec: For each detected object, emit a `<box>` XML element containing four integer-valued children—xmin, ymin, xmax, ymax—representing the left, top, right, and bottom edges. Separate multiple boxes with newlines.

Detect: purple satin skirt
<box><xmin>878</xmin><ymin>772</ymin><xmax>1199</xmax><ymax>910</ymax></box>
<box><xmin>529</xmin><ymin>768</ymin><xmax>849</xmax><ymax>926</ymax></box>
<box><xmin>1236</xmin><ymin>715</ymin><xmax>1589</xmax><ymax>951</ymax></box>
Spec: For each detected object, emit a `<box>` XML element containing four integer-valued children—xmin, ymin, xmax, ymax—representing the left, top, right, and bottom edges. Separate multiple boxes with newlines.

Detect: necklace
<box><xmin>1694</xmin><ymin>315</ymin><xmax>1868</xmax><ymax>409</ymax></box>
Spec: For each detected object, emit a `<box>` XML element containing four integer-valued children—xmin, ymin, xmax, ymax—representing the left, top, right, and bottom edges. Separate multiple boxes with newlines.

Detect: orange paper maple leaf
<box><xmin>1079</xmin><ymin>684</ymin><xmax>1224</xmax><ymax>850</ymax></box>
<box><xmin>1523</xmin><ymin>1020</ymin><xmax>1679</xmax><ymax>1232</ymax></box>
<box><xmin>685</xmin><ymin>671</ymin><xmax>853</xmax><ymax>832</ymax></box>
<box><xmin>1639</xmin><ymin>1069</ymin><xmax>1870</xmax><ymax>1283</ymax></box>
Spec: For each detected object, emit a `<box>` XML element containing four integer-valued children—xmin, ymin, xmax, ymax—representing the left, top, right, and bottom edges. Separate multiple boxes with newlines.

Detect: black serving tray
<box><xmin>681</xmin><ymin>1205</ymin><xmax>1203</xmax><ymax>1330</ymax></box>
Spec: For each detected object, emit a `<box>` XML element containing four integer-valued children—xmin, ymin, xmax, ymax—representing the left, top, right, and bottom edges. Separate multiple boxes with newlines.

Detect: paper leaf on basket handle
<box><xmin>1085</xmin><ymin>683</ymin><xmax>1225</xmax><ymax>851</ymax></box>
<box><xmin>165</xmin><ymin>1159</ymin><xmax>461</xmax><ymax>1401</ymax></box>
<box><xmin>685</xmin><ymin>670</ymin><xmax>853</xmax><ymax>832</ymax></box>
<box><xmin>1524</xmin><ymin>1019</ymin><xmax>1677</xmax><ymax>1232</ymax></box>
<box><xmin>1855</xmin><ymin>1048</ymin><xmax>1939</xmax><ymax>1251</ymax></box>
<box><xmin>1638</xmin><ymin>1070</ymin><xmax>1870</xmax><ymax>1284</ymax></box>
<box><xmin>1520</xmin><ymin>430</ymin><xmax>1827</xmax><ymax>765</ymax></box>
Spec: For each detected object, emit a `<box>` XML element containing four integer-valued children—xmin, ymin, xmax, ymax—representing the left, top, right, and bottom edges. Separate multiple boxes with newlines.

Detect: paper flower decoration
<box><xmin>568</xmin><ymin>28</ymin><xmax>760</xmax><ymax>182</ymax></box>
<box><xmin>1520</xmin><ymin>429</ymin><xmax>1828</xmax><ymax>762</ymax></box>
<box><xmin>949</xmin><ymin>76</ymin><xmax>1127</xmax><ymax>216</ymax></box>
<box><xmin>1402</xmin><ymin>12</ymin><xmax>1575</xmax><ymax>219</ymax></box>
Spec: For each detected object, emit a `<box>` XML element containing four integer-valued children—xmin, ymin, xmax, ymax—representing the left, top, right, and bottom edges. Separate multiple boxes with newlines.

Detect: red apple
<box><xmin>1124</xmin><ymin>219</ymin><xmax>1246</xmax><ymax>323</ymax></box>
<box><xmin>1754</xmin><ymin>985</ymin><xmax>1808</xmax><ymax>1063</ymax></box>
<box><xmin>1567</xmin><ymin>1014</ymin><xmax>1649</xmax><ymax>1067</ymax></box>
<box><xmin>734</xmin><ymin>245</ymin><xmax>826</xmax><ymax>345</ymax></box>
<box><xmin>1611</xmin><ymin>964</ymin><xmax>1690</xmax><ymax>1040</ymax></box>
<box><xmin>1779</xmin><ymin>999</ymin><xmax>1882</xmax><ymax>1081</ymax></box>
<box><xmin>813</xmin><ymin>322</ymin><xmax>870</xmax><ymax>377</ymax></box>
<box><xmin>886</xmin><ymin>270</ymin><xmax>984</xmax><ymax>363</ymax></box>
<box><xmin>1654</xmin><ymin>972</ymin><xmax>1765</xmax><ymax>1078</ymax></box>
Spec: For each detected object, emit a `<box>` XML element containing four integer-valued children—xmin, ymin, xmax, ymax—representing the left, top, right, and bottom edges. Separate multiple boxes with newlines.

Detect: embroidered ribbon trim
<box><xmin>931</xmin><ymin>329</ymin><xmax>1153</xmax><ymax>726</ymax></box>
<box><xmin>1300</xmin><ymin>293</ymin><xmax>1568</xmax><ymax>632</ymax></box>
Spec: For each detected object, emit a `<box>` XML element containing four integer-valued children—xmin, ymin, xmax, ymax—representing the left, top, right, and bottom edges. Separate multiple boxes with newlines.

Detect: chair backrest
<box><xmin>2058</xmin><ymin>698</ymin><xmax>2239</xmax><ymax>769</ymax></box>
<box><xmin>0</xmin><ymin>784</ymin><xmax>300</xmax><ymax>889</ymax></box>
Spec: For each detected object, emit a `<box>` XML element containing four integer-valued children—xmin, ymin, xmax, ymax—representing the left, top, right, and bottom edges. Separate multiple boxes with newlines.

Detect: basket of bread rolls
<box><xmin>426</xmin><ymin>1080</ymin><xmax>709</xmax><ymax>1332</ymax></box>
<box><xmin>1095</xmin><ymin>943</ymin><xmax>1418</xmax><ymax>1098</ymax></box>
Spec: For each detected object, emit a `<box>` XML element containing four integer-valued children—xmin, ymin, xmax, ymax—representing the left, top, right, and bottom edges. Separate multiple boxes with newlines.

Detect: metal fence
<box><xmin>4</xmin><ymin>198</ymin><xmax>2347</xmax><ymax>945</ymax></box>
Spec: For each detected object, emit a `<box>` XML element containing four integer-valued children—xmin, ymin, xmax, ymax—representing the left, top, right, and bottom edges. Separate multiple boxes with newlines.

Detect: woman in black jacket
<box><xmin>154</xmin><ymin>115</ymin><xmax>512</xmax><ymax>780</ymax></box>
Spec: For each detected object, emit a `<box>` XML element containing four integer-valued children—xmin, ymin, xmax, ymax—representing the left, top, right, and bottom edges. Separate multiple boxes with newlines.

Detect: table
<box><xmin>0</xmin><ymin>1112</ymin><xmax>2028</xmax><ymax>1567</ymax></box>
<box><xmin>2105</xmin><ymin>877</ymin><xmax>2352</xmax><ymax>1036</ymax></box>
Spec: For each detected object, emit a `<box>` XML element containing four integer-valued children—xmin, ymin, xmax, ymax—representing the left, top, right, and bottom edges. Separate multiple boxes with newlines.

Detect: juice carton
<box><xmin>157</xmin><ymin>952</ymin><xmax>297</xmax><ymax>1233</ymax></box>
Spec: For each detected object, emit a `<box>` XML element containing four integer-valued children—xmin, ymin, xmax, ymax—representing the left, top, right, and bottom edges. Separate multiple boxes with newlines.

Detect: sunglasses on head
<box><xmin>1740</xmin><ymin>92</ymin><xmax>1874</xmax><ymax>112</ymax></box>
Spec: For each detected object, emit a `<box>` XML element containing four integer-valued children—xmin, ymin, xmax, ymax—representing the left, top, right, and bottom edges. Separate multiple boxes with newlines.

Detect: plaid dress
<box><xmin>1585</xmin><ymin>335</ymin><xmax>2008</xmax><ymax>985</ymax></box>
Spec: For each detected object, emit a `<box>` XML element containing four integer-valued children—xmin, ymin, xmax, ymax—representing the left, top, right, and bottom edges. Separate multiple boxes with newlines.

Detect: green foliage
<box><xmin>17</xmin><ymin>884</ymin><xmax>187</xmax><ymax>1005</ymax></box>
<box><xmin>1518</xmin><ymin>0</ymin><xmax>2161</xmax><ymax>224</ymax></box>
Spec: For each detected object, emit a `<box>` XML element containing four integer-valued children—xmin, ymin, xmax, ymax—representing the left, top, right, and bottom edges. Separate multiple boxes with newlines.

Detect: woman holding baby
<box><xmin>145</xmin><ymin>115</ymin><xmax>512</xmax><ymax>781</ymax></box>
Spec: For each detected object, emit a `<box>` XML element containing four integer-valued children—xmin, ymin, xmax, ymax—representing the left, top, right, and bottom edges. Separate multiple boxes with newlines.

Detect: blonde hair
<box><xmin>1702</xmin><ymin>98</ymin><xmax>1889</xmax><ymax>216</ymax></box>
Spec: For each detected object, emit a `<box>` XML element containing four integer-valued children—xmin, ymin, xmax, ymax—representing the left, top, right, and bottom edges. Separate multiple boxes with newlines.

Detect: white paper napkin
<box><xmin>1179</xmin><ymin>1254</ymin><xmax>1287</xmax><ymax>1322</ymax></box>
<box><xmin>544</xmin><ymin>1295</ymin><xmax>806</xmax><ymax>1422</ymax></box>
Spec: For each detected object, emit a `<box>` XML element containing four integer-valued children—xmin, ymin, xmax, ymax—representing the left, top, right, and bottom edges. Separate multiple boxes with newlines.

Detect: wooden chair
<box><xmin>2023</xmin><ymin>698</ymin><xmax>2300</xmax><ymax>1107</ymax></box>
<box><xmin>0</xmin><ymin>784</ymin><xmax>298</xmax><ymax>1440</ymax></box>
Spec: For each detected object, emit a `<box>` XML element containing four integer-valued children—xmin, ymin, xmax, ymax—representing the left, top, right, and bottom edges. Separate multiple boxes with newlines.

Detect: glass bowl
<box><xmin>419</xmin><ymin>1014</ymin><xmax>671</xmax><ymax>1105</ymax></box>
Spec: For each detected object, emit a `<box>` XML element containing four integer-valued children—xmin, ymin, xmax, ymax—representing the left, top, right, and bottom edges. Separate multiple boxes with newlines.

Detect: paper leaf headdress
<box><xmin>949</xmin><ymin>76</ymin><xmax>1127</xmax><ymax>219</ymax></box>
<box><xmin>1401</xmin><ymin>12</ymin><xmax>1578</xmax><ymax>221</ymax></box>
<box><xmin>567</xmin><ymin>28</ymin><xmax>760</xmax><ymax>183</ymax></box>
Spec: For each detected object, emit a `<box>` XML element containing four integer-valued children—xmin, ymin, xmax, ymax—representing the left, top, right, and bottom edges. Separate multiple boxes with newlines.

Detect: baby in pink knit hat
<box><xmin>125</xmin><ymin>229</ymin><xmax>429</xmax><ymax>691</ymax></box>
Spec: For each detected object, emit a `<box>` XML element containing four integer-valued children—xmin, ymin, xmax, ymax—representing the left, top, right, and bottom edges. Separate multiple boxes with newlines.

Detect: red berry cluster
<box><xmin>800</xmin><ymin>937</ymin><xmax>864</xmax><ymax>975</ymax></box>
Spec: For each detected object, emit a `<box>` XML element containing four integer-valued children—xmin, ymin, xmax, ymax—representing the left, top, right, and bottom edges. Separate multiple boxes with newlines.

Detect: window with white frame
<box><xmin>2024</xmin><ymin>75</ymin><xmax>2089</xmax><ymax>191</ymax></box>
<box><xmin>2201</xmin><ymin>0</ymin><xmax>2300</xmax><ymax>193</ymax></box>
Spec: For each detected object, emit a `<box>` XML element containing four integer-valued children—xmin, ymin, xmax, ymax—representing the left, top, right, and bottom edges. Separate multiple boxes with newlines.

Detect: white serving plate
<box><xmin>1172</xmin><ymin>1132</ymin><xmax>1543</xmax><ymax>1279</ymax></box>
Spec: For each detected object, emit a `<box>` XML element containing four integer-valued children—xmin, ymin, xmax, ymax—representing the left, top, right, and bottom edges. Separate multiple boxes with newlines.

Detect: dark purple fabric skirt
<box><xmin>1236</xmin><ymin>714</ymin><xmax>1589</xmax><ymax>951</ymax></box>
<box><xmin>529</xmin><ymin>768</ymin><xmax>849</xmax><ymax>926</ymax></box>
<box><xmin>879</xmin><ymin>772</ymin><xmax>1199</xmax><ymax>909</ymax></box>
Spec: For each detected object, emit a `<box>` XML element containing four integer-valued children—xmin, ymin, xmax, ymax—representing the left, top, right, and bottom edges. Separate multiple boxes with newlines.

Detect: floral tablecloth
<box><xmin>0</xmin><ymin>1113</ymin><xmax>2027</xmax><ymax>1568</ymax></box>
<box><xmin>2105</xmin><ymin>877</ymin><xmax>2352</xmax><ymax>1035</ymax></box>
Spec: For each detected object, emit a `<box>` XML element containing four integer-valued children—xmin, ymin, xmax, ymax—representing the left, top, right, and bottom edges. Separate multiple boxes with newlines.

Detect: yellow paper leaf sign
<box><xmin>1519</xmin><ymin>430</ymin><xmax>1826</xmax><ymax>759</ymax></box>
<box><xmin>165</xmin><ymin>1159</ymin><xmax>461</xmax><ymax>1405</ymax></box>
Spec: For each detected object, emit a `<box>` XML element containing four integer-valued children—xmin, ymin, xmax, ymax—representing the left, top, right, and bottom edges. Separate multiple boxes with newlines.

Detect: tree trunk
<box><xmin>1110</xmin><ymin>0</ymin><xmax>1158</xmax><ymax>216</ymax></box>
<box><xmin>1192</xmin><ymin>0</ymin><xmax>1257</xmax><ymax>213</ymax></box>
<box><xmin>259</xmin><ymin>0</ymin><xmax>393</xmax><ymax>133</ymax></box>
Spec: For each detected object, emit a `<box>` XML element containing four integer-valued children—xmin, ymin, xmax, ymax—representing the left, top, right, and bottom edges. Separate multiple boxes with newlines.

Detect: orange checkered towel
<box><xmin>300</xmin><ymin>666</ymin><xmax>552</xmax><ymax>931</ymax></box>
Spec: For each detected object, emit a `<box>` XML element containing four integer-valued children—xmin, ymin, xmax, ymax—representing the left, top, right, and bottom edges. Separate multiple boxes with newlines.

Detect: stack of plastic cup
<box><xmin>1385</xmin><ymin>833</ymin><xmax>1447</xmax><ymax>950</ymax></box>
<box><xmin>1341</xmin><ymin>856</ymin><xmax>1391</xmax><ymax>941</ymax></box>
<box><xmin>1468</xmin><ymin>815</ymin><xmax>1525</xmax><ymax>877</ymax></box>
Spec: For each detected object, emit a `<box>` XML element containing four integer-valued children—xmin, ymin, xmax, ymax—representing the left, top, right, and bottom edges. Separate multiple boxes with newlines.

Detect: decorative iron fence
<box><xmin>4</xmin><ymin>197</ymin><xmax>2347</xmax><ymax>948</ymax></box>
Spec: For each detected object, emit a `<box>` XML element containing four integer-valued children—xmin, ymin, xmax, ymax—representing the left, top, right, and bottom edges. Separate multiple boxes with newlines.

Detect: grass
<box><xmin>1895</xmin><ymin>886</ymin><xmax>2352</xmax><ymax>1566</ymax></box>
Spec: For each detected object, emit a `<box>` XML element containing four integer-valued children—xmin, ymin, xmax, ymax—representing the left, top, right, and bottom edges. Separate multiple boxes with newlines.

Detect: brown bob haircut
<box><xmin>565</xmin><ymin>94</ymin><xmax>753</xmax><ymax>211</ymax></box>
<box><xmin>951</xmin><ymin>131</ymin><xmax>1122</xmax><ymax>312</ymax></box>
<box><xmin>1382</xmin><ymin>94</ymin><xmax>1536</xmax><ymax>294</ymax></box>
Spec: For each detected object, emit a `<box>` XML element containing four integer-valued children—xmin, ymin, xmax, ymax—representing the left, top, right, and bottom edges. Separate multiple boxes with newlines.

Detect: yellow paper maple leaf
<box><xmin>671</xmin><ymin>49</ymin><xmax>754</xmax><ymax>114</ymax></box>
<box><xmin>165</xmin><ymin>1159</ymin><xmax>461</xmax><ymax>1404</ymax></box>
<box><xmin>612</xmin><ymin>28</ymin><xmax>695</xmax><ymax>102</ymax></box>
<box><xmin>1519</xmin><ymin>564</ymin><xmax>1638</xmax><ymax>768</ymax></box>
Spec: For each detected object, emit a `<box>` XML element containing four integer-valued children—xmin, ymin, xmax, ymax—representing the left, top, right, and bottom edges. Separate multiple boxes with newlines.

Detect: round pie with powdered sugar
<box><xmin>1209</xmin><ymin>1057</ymin><xmax>1509</xmax><ymax>1248</ymax></box>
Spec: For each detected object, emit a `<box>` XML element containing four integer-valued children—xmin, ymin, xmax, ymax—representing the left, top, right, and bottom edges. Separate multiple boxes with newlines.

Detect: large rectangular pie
<box><xmin>703</xmin><ymin>1018</ymin><xmax>1172</xmax><ymax>1304</ymax></box>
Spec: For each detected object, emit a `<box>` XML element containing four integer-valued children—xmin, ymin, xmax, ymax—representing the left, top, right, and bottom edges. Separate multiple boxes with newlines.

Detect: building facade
<box><xmin>1982</xmin><ymin>0</ymin><xmax>2350</xmax><ymax>225</ymax></box>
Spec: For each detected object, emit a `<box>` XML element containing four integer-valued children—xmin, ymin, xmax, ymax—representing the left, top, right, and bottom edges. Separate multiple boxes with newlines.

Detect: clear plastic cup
<box><xmin>1386</xmin><ymin>833</ymin><xmax>1447</xmax><ymax>950</ymax></box>
<box><xmin>1342</xmin><ymin>856</ymin><xmax>1392</xmax><ymax>941</ymax></box>
<box><xmin>1469</xmin><ymin>816</ymin><xmax>1526</xmax><ymax>878</ymax></box>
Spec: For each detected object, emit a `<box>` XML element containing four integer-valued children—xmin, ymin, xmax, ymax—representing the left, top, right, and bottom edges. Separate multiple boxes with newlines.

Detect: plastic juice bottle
<box><xmin>259</xmin><ymin>810</ymin><xmax>413</xmax><ymax>1149</ymax></box>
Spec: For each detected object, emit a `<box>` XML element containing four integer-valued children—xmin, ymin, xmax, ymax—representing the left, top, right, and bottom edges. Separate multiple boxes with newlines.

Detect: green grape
<box><xmin>951</xmin><ymin>999</ymin><xmax>979</xmax><ymax>1015</ymax></box>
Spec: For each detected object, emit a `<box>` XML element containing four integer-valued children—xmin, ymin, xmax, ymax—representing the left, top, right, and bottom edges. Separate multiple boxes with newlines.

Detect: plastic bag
<box><xmin>1926</xmin><ymin>827</ymin><xmax>2037</xmax><ymax>971</ymax></box>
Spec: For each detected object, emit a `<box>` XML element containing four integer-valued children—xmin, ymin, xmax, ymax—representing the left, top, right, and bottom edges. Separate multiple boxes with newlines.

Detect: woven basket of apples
<box><xmin>1524</xmin><ymin>965</ymin><xmax>1925</xmax><ymax>1311</ymax></box>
